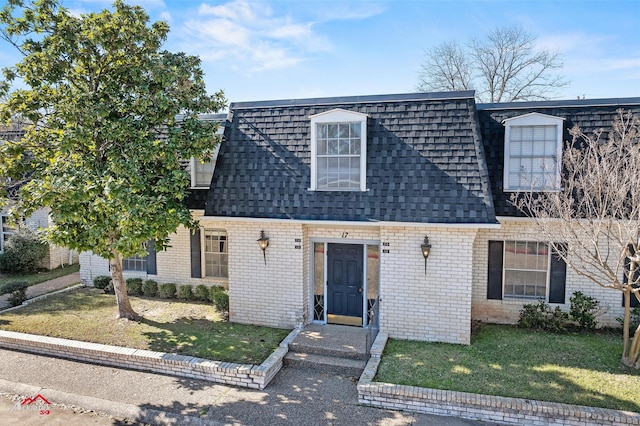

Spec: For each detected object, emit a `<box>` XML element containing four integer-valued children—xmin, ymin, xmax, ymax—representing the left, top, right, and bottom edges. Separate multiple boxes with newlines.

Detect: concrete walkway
<box><xmin>0</xmin><ymin>275</ymin><xmax>502</xmax><ymax>425</ymax></box>
<box><xmin>0</xmin><ymin>271</ymin><xmax>81</xmax><ymax>309</ymax></box>
<box><xmin>0</xmin><ymin>348</ymin><xmax>497</xmax><ymax>425</ymax></box>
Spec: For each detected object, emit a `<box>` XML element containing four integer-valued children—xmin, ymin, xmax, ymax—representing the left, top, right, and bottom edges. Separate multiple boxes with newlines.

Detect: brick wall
<box><xmin>80</xmin><ymin>223</ymin><xmax>228</xmax><ymax>288</ymax></box>
<box><xmin>0</xmin><ymin>329</ymin><xmax>300</xmax><ymax>390</ymax></box>
<box><xmin>223</xmin><ymin>221</ymin><xmax>306</xmax><ymax>329</ymax></box>
<box><xmin>472</xmin><ymin>219</ymin><xmax>626</xmax><ymax>327</ymax></box>
<box><xmin>379</xmin><ymin>226</ymin><xmax>477</xmax><ymax>344</ymax></box>
<box><xmin>358</xmin><ymin>333</ymin><xmax>640</xmax><ymax>426</ymax></box>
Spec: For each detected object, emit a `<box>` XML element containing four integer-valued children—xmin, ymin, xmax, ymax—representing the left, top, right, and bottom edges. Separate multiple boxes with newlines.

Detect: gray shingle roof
<box><xmin>478</xmin><ymin>99</ymin><xmax>640</xmax><ymax>216</ymax></box>
<box><xmin>204</xmin><ymin>93</ymin><xmax>497</xmax><ymax>224</ymax></box>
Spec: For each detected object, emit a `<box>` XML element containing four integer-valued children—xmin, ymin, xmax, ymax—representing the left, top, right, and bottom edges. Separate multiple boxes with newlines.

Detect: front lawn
<box><xmin>0</xmin><ymin>287</ymin><xmax>290</xmax><ymax>365</ymax></box>
<box><xmin>375</xmin><ymin>324</ymin><xmax>640</xmax><ymax>412</ymax></box>
<box><xmin>0</xmin><ymin>263</ymin><xmax>80</xmax><ymax>287</ymax></box>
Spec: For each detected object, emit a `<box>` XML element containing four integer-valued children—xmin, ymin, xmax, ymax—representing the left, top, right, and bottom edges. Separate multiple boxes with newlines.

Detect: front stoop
<box><xmin>283</xmin><ymin>324</ymin><xmax>370</xmax><ymax>377</ymax></box>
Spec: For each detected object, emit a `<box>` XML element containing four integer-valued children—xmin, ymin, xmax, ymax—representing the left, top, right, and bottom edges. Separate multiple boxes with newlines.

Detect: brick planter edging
<box><xmin>357</xmin><ymin>333</ymin><xmax>640</xmax><ymax>426</ymax></box>
<box><xmin>0</xmin><ymin>327</ymin><xmax>301</xmax><ymax>390</ymax></box>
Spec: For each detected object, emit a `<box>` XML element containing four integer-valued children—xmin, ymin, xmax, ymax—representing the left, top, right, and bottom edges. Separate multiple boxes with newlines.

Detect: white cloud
<box><xmin>182</xmin><ymin>0</ymin><xmax>337</xmax><ymax>74</ymax></box>
<box><xmin>159</xmin><ymin>11</ymin><xmax>173</xmax><ymax>23</ymax></box>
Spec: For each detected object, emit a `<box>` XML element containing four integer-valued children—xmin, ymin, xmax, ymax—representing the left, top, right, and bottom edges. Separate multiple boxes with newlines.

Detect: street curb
<box><xmin>0</xmin><ymin>378</ymin><xmax>225</xmax><ymax>425</ymax></box>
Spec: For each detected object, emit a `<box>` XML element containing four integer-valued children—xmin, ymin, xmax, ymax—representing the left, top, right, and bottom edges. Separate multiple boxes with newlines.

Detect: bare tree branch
<box><xmin>417</xmin><ymin>25</ymin><xmax>569</xmax><ymax>103</ymax></box>
<box><xmin>512</xmin><ymin>110</ymin><xmax>640</xmax><ymax>368</ymax></box>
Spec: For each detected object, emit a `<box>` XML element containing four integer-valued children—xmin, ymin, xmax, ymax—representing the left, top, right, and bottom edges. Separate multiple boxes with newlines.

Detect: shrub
<box><xmin>548</xmin><ymin>306</ymin><xmax>570</xmax><ymax>333</ymax></box>
<box><xmin>125</xmin><ymin>278</ymin><xmax>143</xmax><ymax>296</ymax></box>
<box><xmin>158</xmin><ymin>283</ymin><xmax>176</xmax><ymax>299</ymax></box>
<box><xmin>177</xmin><ymin>285</ymin><xmax>194</xmax><ymax>300</ymax></box>
<box><xmin>104</xmin><ymin>281</ymin><xmax>115</xmax><ymax>294</ymax></box>
<box><xmin>0</xmin><ymin>229</ymin><xmax>47</xmax><ymax>274</ymax></box>
<box><xmin>5</xmin><ymin>281</ymin><xmax>28</xmax><ymax>307</ymax></box>
<box><xmin>194</xmin><ymin>284</ymin><xmax>209</xmax><ymax>301</ymax></box>
<box><xmin>0</xmin><ymin>281</ymin><xmax>28</xmax><ymax>295</ymax></box>
<box><xmin>93</xmin><ymin>276</ymin><xmax>112</xmax><ymax>290</ymax></box>
<box><xmin>518</xmin><ymin>300</ymin><xmax>569</xmax><ymax>332</ymax></box>
<box><xmin>569</xmin><ymin>291</ymin><xmax>601</xmax><ymax>330</ymax></box>
<box><xmin>211</xmin><ymin>290</ymin><xmax>229</xmax><ymax>314</ymax></box>
<box><xmin>142</xmin><ymin>280</ymin><xmax>158</xmax><ymax>297</ymax></box>
<box><xmin>208</xmin><ymin>285</ymin><xmax>225</xmax><ymax>303</ymax></box>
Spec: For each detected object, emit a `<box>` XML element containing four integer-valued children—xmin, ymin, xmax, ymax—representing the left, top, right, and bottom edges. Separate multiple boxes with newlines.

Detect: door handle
<box><xmin>358</xmin><ymin>287</ymin><xmax>363</xmax><ymax>293</ymax></box>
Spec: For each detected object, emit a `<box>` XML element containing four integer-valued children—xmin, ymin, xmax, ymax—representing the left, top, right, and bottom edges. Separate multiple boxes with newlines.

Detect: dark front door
<box><xmin>327</xmin><ymin>243</ymin><xmax>363</xmax><ymax>326</ymax></box>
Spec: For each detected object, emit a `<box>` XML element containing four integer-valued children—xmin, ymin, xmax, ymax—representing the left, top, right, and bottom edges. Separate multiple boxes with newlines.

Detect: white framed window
<box><xmin>503</xmin><ymin>241</ymin><xmax>550</xmax><ymax>299</ymax></box>
<box><xmin>503</xmin><ymin>113</ymin><xmax>564</xmax><ymax>191</ymax></box>
<box><xmin>204</xmin><ymin>229</ymin><xmax>228</xmax><ymax>278</ymax></box>
<box><xmin>122</xmin><ymin>254</ymin><xmax>147</xmax><ymax>272</ymax></box>
<box><xmin>310</xmin><ymin>109</ymin><xmax>368</xmax><ymax>191</ymax></box>
<box><xmin>190</xmin><ymin>155</ymin><xmax>217</xmax><ymax>188</ymax></box>
<box><xmin>0</xmin><ymin>215</ymin><xmax>15</xmax><ymax>253</ymax></box>
<box><xmin>190</xmin><ymin>123</ymin><xmax>224</xmax><ymax>188</ymax></box>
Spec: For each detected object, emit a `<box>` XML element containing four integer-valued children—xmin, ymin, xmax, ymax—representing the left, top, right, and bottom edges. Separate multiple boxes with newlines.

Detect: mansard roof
<box><xmin>203</xmin><ymin>91</ymin><xmax>497</xmax><ymax>224</ymax></box>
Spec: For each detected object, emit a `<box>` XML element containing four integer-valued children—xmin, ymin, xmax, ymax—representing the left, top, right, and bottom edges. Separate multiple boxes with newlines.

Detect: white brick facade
<box><xmin>79</xmin><ymin>217</ymin><xmax>485</xmax><ymax>344</ymax></box>
<box><xmin>472</xmin><ymin>218</ymin><xmax>626</xmax><ymax>327</ymax></box>
<box><xmin>379</xmin><ymin>227</ymin><xmax>477</xmax><ymax>345</ymax></box>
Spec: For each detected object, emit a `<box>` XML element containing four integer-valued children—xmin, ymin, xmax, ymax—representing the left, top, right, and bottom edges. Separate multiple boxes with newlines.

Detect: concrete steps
<box><xmin>284</xmin><ymin>324</ymin><xmax>370</xmax><ymax>377</ymax></box>
<box><xmin>284</xmin><ymin>352</ymin><xmax>367</xmax><ymax>377</ymax></box>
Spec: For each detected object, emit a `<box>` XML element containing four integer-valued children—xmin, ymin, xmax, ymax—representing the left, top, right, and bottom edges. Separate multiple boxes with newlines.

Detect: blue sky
<box><xmin>1</xmin><ymin>0</ymin><xmax>639</xmax><ymax>104</ymax></box>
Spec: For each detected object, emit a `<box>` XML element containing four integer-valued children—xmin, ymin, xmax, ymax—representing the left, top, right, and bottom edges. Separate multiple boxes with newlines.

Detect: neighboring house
<box><xmin>79</xmin><ymin>92</ymin><xmax>640</xmax><ymax>345</ymax></box>
<box><xmin>0</xmin><ymin>126</ymin><xmax>79</xmax><ymax>270</ymax></box>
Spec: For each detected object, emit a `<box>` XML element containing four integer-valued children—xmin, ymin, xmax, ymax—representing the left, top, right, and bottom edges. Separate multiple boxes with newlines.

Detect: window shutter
<box><xmin>146</xmin><ymin>240</ymin><xmax>157</xmax><ymax>275</ymax></box>
<box><xmin>623</xmin><ymin>244</ymin><xmax>640</xmax><ymax>308</ymax></box>
<box><xmin>549</xmin><ymin>243</ymin><xmax>567</xmax><ymax>304</ymax></box>
<box><xmin>487</xmin><ymin>241</ymin><xmax>503</xmax><ymax>300</ymax></box>
<box><xmin>190</xmin><ymin>229</ymin><xmax>202</xmax><ymax>278</ymax></box>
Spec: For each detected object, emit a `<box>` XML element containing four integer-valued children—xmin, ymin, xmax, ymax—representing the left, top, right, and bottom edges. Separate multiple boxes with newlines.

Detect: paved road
<box><xmin>0</xmin><ymin>348</ymin><xmax>501</xmax><ymax>425</ymax></box>
<box><xmin>0</xmin><ymin>393</ymin><xmax>124</xmax><ymax>425</ymax></box>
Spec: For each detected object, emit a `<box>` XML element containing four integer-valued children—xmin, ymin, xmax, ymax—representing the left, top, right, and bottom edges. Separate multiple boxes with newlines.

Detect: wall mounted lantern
<box><xmin>257</xmin><ymin>230</ymin><xmax>270</xmax><ymax>265</ymax></box>
<box><xmin>420</xmin><ymin>235</ymin><xmax>432</xmax><ymax>275</ymax></box>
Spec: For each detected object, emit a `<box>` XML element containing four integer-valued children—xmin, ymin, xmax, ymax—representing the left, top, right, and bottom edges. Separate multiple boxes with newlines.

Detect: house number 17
<box><xmin>341</xmin><ymin>232</ymin><xmax>349</xmax><ymax>238</ymax></box>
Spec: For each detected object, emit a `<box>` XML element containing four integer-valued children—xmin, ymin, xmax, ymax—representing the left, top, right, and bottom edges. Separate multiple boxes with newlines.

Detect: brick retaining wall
<box><xmin>358</xmin><ymin>333</ymin><xmax>640</xmax><ymax>426</ymax></box>
<box><xmin>0</xmin><ymin>328</ymin><xmax>300</xmax><ymax>390</ymax></box>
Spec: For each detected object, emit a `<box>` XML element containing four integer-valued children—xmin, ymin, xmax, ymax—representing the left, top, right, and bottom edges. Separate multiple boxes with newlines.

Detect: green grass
<box><xmin>375</xmin><ymin>324</ymin><xmax>640</xmax><ymax>412</ymax></box>
<box><xmin>0</xmin><ymin>287</ymin><xmax>290</xmax><ymax>365</ymax></box>
<box><xmin>0</xmin><ymin>263</ymin><xmax>80</xmax><ymax>287</ymax></box>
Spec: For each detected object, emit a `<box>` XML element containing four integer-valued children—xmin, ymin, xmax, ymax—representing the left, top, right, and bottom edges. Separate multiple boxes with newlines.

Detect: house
<box><xmin>0</xmin><ymin>126</ymin><xmax>78</xmax><ymax>270</ymax></box>
<box><xmin>79</xmin><ymin>91</ymin><xmax>640</xmax><ymax>345</ymax></box>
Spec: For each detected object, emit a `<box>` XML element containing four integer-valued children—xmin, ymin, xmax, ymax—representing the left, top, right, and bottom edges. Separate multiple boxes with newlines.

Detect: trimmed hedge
<box><xmin>194</xmin><ymin>284</ymin><xmax>209</xmax><ymax>301</ymax></box>
<box><xmin>177</xmin><ymin>285</ymin><xmax>194</xmax><ymax>300</ymax></box>
<box><xmin>126</xmin><ymin>278</ymin><xmax>143</xmax><ymax>296</ymax></box>
<box><xmin>142</xmin><ymin>280</ymin><xmax>158</xmax><ymax>297</ymax></box>
<box><xmin>158</xmin><ymin>283</ymin><xmax>176</xmax><ymax>299</ymax></box>
<box><xmin>93</xmin><ymin>276</ymin><xmax>111</xmax><ymax>290</ymax></box>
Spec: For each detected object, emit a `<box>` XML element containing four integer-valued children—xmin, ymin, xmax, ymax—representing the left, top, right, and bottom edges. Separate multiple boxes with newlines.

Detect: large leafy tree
<box><xmin>0</xmin><ymin>0</ymin><xmax>225</xmax><ymax>319</ymax></box>
<box><xmin>512</xmin><ymin>110</ymin><xmax>640</xmax><ymax>368</ymax></box>
<box><xmin>417</xmin><ymin>25</ymin><xmax>568</xmax><ymax>103</ymax></box>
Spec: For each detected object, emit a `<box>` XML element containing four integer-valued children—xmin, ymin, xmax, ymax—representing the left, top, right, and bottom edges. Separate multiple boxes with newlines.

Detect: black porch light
<box><xmin>421</xmin><ymin>235</ymin><xmax>432</xmax><ymax>275</ymax></box>
<box><xmin>257</xmin><ymin>230</ymin><xmax>270</xmax><ymax>265</ymax></box>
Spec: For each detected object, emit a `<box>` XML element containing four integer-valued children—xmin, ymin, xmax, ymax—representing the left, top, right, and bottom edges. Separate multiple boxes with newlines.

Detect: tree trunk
<box><xmin>621</xmin><ymin>287</ymin><xmax>640</xmax><ymax>368</ymax></box>
<box><xmin>622</xmin><ymin>287</ymin><xmax>631</xmax><ymax>361</ymax></box>
<box><xmin>109</xmin><ymin>250</ymin><xmax>140</xmax><ymax>321</ymax></box>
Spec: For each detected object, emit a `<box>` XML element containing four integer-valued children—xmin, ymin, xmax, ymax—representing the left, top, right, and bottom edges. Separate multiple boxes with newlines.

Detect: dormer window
<box><xmin>503</xmin><ymin>113</ymin><xmax>564</xmax><ymax>191</ymax></box>
<box><xmin>190</xmin><ymin>123</ymin><xmax>224</xmax><ymax>188</ymax></box>
<box><xmin>310</xmin><ymin>109</ymin><xmax>368</xmax><ymax>191</ymax></box>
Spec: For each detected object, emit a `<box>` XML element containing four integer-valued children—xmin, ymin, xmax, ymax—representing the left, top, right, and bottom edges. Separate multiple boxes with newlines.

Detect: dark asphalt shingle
<box><xmin>205</xmin><ymin>93</ymin><xmax>497</xmax><ymax>224</ymax></box>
